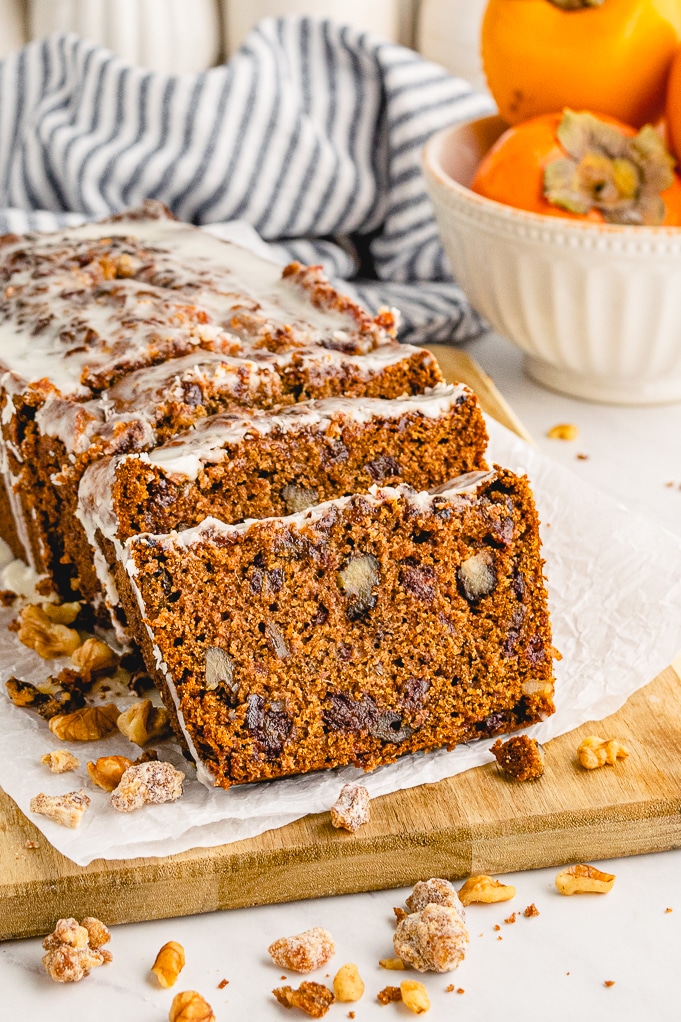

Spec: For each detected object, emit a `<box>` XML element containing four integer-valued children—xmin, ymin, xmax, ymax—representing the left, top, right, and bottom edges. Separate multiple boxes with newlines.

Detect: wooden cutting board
<box><xmin>2</xmin><ymin>347</ymin><xmax>680</xmax><ymax>941</ymax></box>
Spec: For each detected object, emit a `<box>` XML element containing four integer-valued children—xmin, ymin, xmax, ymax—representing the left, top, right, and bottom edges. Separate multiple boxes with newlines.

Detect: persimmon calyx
<box><xmin>546</xmin><ymin>0</ymin><xmax>605</xmax><ymax>10</ymax></box>
<box><xmin>543</xmin><ymin>109</ymin><xmax>675</xmax><ymax>224</ymax></box>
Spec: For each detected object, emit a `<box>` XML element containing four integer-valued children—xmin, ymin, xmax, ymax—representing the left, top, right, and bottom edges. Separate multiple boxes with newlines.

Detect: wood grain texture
<box><xmin>1</xmin><ymin>348</ymin><xmax>678</xmax><ymax>940</ymax></box>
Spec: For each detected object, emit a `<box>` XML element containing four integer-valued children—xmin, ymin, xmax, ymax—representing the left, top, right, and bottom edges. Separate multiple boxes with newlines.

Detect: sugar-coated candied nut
<box><xmin>71</xmin><ymin>637</ymin><xmax>119</xmax><ymax>681</ymax></box>
<box><xmin>577</xmin><ymin>735</ymin><xmax>629</xmax><ymax>770</ymax></box>
<box><xmin>332</xmin><ymin>963</ymin><xmax>364</xmax><ymax>1002</ymax></box>
<box><xmin>400</xmin><ymin>979</ymin><xmax>431</xmax><ymax>1015</ymax></box>
<box><xmin>117</xmin><ymin>699</ymin><xmax>171</xmax><ymax>745</ymax></box>
<box><xmin>30</xmin><ymin>790</ymin><xmax>90</xmax><ymax>828</ymax></box>
<box><xmin>330</xmin><ymin>783</ymin><xmax>370</xmax><ymax>833</ymax></box>
<box><xmin>49</xmin><ymin>703</ymin><xmax>120</xmax><ymax>741</ymax></box>
<box><xmin>168</xmin><ymin>990</ymin><xmax>216</xmax><ymax>1022</ymax></box>
<box><xmin>547</xmin><ymin>423</ymin><xmax>579</xmax><ymax>441</ymax></box>
<box><xmin>406</xmin><ymin>878</ymin><xmax>465</xmax><ymax>919</ymax></box>
<box><xmin>41</xmin><ymin>749</ymin><xmax>80</xmax><ymax>773</ymax></box>
<box><xmin>555</xmin><ymin>864</ymin><xmax>616</xmax><ymax>896</ymax></box>
<box><xmin>110</xmin><ymin>760</ymin><xmax>185</xmax><ymax>812</ymax></box>
<box><xmin>379</xmin><ymin>958</ymin><xmax>405</xmax><ymax>970</ymax></box>
<box><xmin>394</xmin><ymin>904</ymin><xmax>469</xmax><ymax>973</ymax></box>
<box><xmin>273</xmin><ymin>981</ymin><xmax>335</xmax><ymax>1017</ymax></box>
<box><xmin>17</xmin><ymin>604</ymin><xmax>82</xmax><ymax>659</ymax></box>
<box><xmin>490</xmin><ymin>735</ymin><xmax>545</xmax><ymax>781</ymax></box>
<box><xmin>43</xmin><ymin>918</ymin><xmax>89</xmax><ymax>950</ymax></box>
<box><xmin>41</xmin><ymin>916</ymin><xmax>111</xmax><ymax>983</ymax></box>
<box><xmin>42</xmin><ymin>944</ymin><xmax>105</xmax><ymax>983</ymax></box>
<box><xmin>458</xmin><ymin>875</ymin><xmax>516</xmax><ymax>906</ymax></box>
<box><xmin>80</xmin><ymin>917</ymin><xmax>111</xmax><ymax>948</ymax></box>
<box><xmin>377</xmin><ymin>986</ymin><xmax>402</xmax><ymax>1005</ymax></box>
<box><xmin>152</xmin><ymin>941</ymin><xmax>186</xmax><ymax>988</ymax></box>
<box><xmin>87</xmin><ymin>755</ymin><xmax>133</xmax><ymax>791</ymax></box>
<box><xmin>268</xmin><ymin>927</ymin><xmax>335</xmax><ymax>973</ymax></box>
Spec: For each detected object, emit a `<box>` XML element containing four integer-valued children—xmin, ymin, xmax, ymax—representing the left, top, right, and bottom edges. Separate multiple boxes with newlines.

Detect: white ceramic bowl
<box><xmin>422</xmin><ymin>115</ymin><xmax>681</xmax><ymax>404</ymax></box>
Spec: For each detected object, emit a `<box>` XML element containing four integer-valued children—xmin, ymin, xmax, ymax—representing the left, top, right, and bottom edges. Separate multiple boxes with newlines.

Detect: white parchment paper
<box><xmin>1</xmin><ymin>415</ymin><xmax>681</xmax><ymax>866</ymax></box>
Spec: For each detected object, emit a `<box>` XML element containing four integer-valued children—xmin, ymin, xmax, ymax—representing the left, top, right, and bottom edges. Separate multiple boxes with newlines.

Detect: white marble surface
<box><xmin>2</xmin><ymin>331</ymin><xmax>681</xmax><ymax>1021</ymax></box>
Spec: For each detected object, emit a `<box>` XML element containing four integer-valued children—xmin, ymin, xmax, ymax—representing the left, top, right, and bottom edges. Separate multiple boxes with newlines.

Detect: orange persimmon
<box><xmin>482</xmin><ymin>0</ymin><xmax>681</xmax><ymax>128</ymax></box>
<box><xmin>665</xmin><ymin>44</ymin><xmax>681</xmax><ymax>159</ymax></box>
<box><xmin>470</xmin><ymin>110</ymin><xmax>681</xmax><ymax>225</ymax></box>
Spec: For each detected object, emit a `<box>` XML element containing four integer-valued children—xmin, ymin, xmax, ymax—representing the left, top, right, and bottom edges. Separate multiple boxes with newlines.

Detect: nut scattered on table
<box><xmin>168</xmin><ymin>989</ymin><xmax>216</xmax><ymax>1022</ymax></box>
<box><xmin>87</xmin><ymin>755</ymin><xmax>134</xmax><ymax>791</ymax></box>
<box><xmin>110</xmin><ymin>760</ymin><xmax>185</xmax><ymax>812</ymax></box>
<box><xmin>523</xmin><ymin>903</ymin><xmax>540</xmax><ymax>918</ymax></box>
<box><xmin>377</xmin><ymin>986</ymin><xmax>402</xmax><ymax>1005</ymax></box>
<box><xmin>30</xmin><ymin>790</ymin><xmax>90</xmax><ymax>828</ymax></box>
<box><xmin>458</xmin><ymin>875</ymin><xmax>516</xmax><ymax>906</ymax></box>
<box><xmin>394</xmin><ymin>904</ymin><xmax>469</xmax><ymax>973</ymax></box>
<box><xmin>406</xmin><ymin>878</ymin><xmax>465</xmax><ymax>918</ymax></box>
<box><xmin>577</xmin><ymin>735</ymin><xmax>629</xmax><ymax>770</ymax></box>
<box><xmin>400</xmin><ymin>979</ymin><xmax>431</xmax><ymax>1015</ymax></box>
<box><xmin>272</xmin><ymin>981</ymin><xmax>335</xmax><ymax>1017</ymax></box>
<box><xmin>49</xmin><ymin>703</ymin><xmax>121</xmax><ymax>741</ymax></box>
<box><xmin>332</xmin><ymin>963</ymin><xmax>364</xmax><ymax>1003</ymax></box>
<box><xmin>330</xmin><ymin>782</ymin><xmax>370</xmax><ymax>833</ymax></box>
<box><xmin>41</xmin><ymin>749</ymin><xmax>80</xmax><ymax>773</ymax></box>
<box><xmin>555</xmin><ymin>863</ymin><xmax>616</xmax><ymax>896</ymax></box>
<box><xmin>152</xmin><ymin>940</ymin><xmax>186</xmax><ymax>988</ymax></box>
<box><xmin>41</xmin><ymin>601</ymin><xmax>82</xmax><ymax>625</ymax></box>
<box><xmin>268</xmin><ymin>927</ymin><xmax>335</xmax><ymax>973</ymax></box>
<box><xmin>117</xmin><ymin>699</ymin><xmax>171</xmax><ymax>745</ymax></box>
<box><xmin>379</xmin><ymin>958</ymin><xmax>405</xmax><ymax>970</ymax></box>
<box><xmin>72</xmin><ymin>637</ymin><xmax>120</xmax><ymax>681</ymax></box>
<box><xmin>547</xmin><ymin>423</ymin><xmax>579</xmax><ymax>441</ymax></box>
<box><xmin>17</xmin><ymin>604</ymin><xmax>82</xmax><ymax>659</ymax></box>
<box><xmin>490</xmin><ymin>735</ymin><xmax>545</xmax><ymax>781</ymax></box>
<box><xmin>42</xmin><ymin>916</ymin><xmax>110</xmax><ymax>983</ymax></box>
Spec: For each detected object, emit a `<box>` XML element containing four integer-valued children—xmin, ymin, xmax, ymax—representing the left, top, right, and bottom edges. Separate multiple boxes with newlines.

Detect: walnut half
<box><xmin>49</xmin><ymin>704</ymin><xmax>120</xmax><ymax>741</ymax></box>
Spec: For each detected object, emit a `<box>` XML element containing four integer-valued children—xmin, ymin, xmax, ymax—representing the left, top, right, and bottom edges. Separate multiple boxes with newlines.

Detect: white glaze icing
<box><xmin>0</xmin><ymin>211</ymin><xmax>395</xmax><ymax>398</ymax></box>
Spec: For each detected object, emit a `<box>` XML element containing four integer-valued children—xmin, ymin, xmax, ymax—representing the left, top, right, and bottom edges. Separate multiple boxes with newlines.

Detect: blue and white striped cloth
<box><xmin>0</xmin><ymin>17</ymin><xmax>494</xmax><ymax>343</ymax></box>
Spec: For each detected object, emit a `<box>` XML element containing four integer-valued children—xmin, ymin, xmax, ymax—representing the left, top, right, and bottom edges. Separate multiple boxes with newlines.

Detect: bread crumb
<box><xmin>665</xmin><ymin>908</ymin><xmax>673</xmax><ymax>913</ymax></box>
<box><xmin>504</xmin><ymin>913</ymin><xmax>517</xmax><ymax>924</ymax></box>
<box><xmin>523</xmin><ymin>903</ymin><xmax>540</xmax><ymax>918</ymax></box>
<box><xmin>604</xmin><ymin>980</ymin><xmax>615</xmax><ymax>988</ymax></box>
<box><xmin>547</xmin><ymin>423</ymin><xmax>578</xmax><ymax>441</ymax></box>
<box><xmin>493</xmin><ymin>924</ymin><xmax>501</xmax><ymax>932</ymax></box>
<box><xmin>576</xmin><ymin>453</ymin><xmax>589</xmax><ymax>461</ymax></box>
<box><xmin>445</xmin><ymin>984</ymin><xmax>455</xmax><ymax>992</ymax></box>
<box><xmin>217</xmin><ymin>978</ymin><xmax>228</xmax><ymax>989</ymax></box>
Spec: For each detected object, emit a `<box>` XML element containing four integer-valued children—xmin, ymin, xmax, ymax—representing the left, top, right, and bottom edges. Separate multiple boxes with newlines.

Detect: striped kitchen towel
<box><xmin>0</xmin><ymin>17</ymin><xmax>494</xmax><ymax>343</ymax></box>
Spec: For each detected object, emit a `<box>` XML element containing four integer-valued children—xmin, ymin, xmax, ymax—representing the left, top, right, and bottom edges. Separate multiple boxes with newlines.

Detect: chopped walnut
<box><xmin>49</xmin><ymin>703</ymin><xmax>120</xmax><ymax>741</ymax></box>
<box><xmin>42</xmin><ymin>916</ymin><xmax>110</xmax><ymax>983</ymax></box>
<box><xmin>458</xmin><ymin>550</ymin><xmax>495</xmax><ymax>601</ymax></box>
<box><xmin>337</xmin><ymin>554</ymin><xmax>380</xmax><ymax>619</ymax></box>
<box><xmin>71</xmin><ymin>637</ymin><xmax>119</xmax><ymax>682</ymax></box>
<box><xmin>458</xmin><ymin>875</ymin><xmax>516</xmax><ymax>906</ymax></box>
<box><xmin>87</xmin><ymin>755</ymin><xmax>133</xmax><ymax>791</ymax></box>
<box><xmin>547</xmin><ymin>423</ymin><xmax>579</xmax><ymax>441</ymax></box>
<box><xmin>168</xmin><ymin>990</ymin><xmax>216</xmax><ymax>1022</ymax></box>
<box><xmin>400</xmin><ymin>979</ymin><xmax>430</xmax><ymax>1015</ymax></box>
<box><xmin>152</xmin><ymin>941</ymin><xmax>186</xmax><ymax>988</ymax></box>
<box><xmin>490</xmin><ymin>735</ymin><xmax>545</xmax><ymax>781</ymax></box>
<box><xmin>42</xmin><ymin>601</ymin><xmax>82</xmax><ymax>624</ymax></box>
<box><xmin>17</xmin><ymin>604</ymin><xmax>82</xmax><ymax>659</ymax></box>
<box><xmin>577</xmin><ymin>736</ymin><xmax>629</xmax><ymax>770</ymax></box>
<box><xmin>6</xmin><ymin>675</ymin><xmax>84</xmax><ymax>719</ymax></box>
<box><xmin>394</xmin><ymin>904</ymin><xmax>469</xmax><ymax>973</ymax></box>
<box><xmin>377</xmin><ymin>986</ymin><xmax>402</xmax><ymax>1005</ymax></box>
<box><xmin>555</xmin><ymin>864</ymin><xmax>616</xmax><ymax>896</ymax></box>
<box><xmin>406</xmin><ymin>879</ymin><xmax>465</xmax><ymax>918</ymax></box>
<box><xmin>268</xmin><ymin>927</ymin><xmax>335</xmax><ymax>973</ymax></box>
<box><xmin>273</xmin><ymin>981</ymin><xmax>335</xmax><ymax>1017</ymax></box>
<box><xmin>110</xmin><ymin>760</ymin><xmax>185</xmax><ymax>812</ymax></box>
<box><xmin>117</xmin><ymin>699</ymin><xmax>171</xmax><ymax>745</ymax></box>
<box><xmin>332</xmin><ymin>963</ymin><xmax>364</xmax><ymax>1002</ymax></box>
<box><xmin>41</xmin><ymin>749</ymin><xmax>80</xmax><ymax>773</ymax></box>
<box><xmin>379</xmin><ymin>958</ymin><xmax>405</xmax><ymax>970</ymax></box>
<box><xmin>330</xmin><ymin>783</ymin><xmax>370</xmax><ymax>833</ymax></box>
<box><xmin>30</xmin><ymin>790</ymin><xmax>90</xmax><ymax>828</ymax></box>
